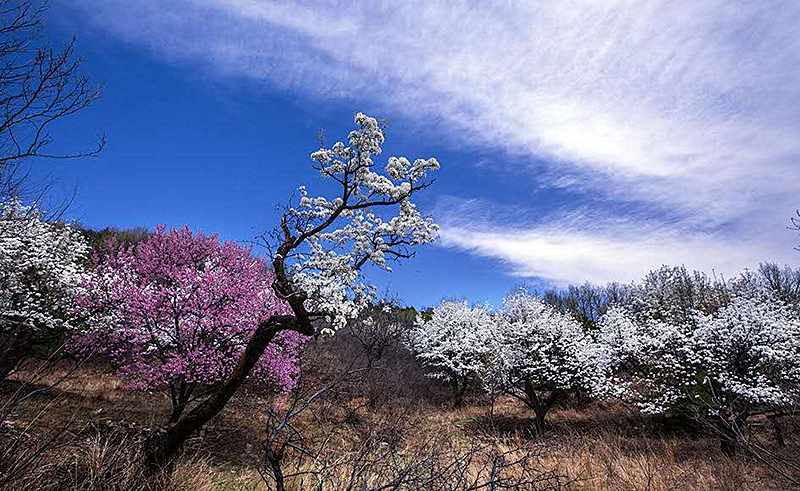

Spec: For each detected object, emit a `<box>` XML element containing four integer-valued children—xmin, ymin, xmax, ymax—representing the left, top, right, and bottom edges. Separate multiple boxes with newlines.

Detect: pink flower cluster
<box><xmin>73</xmin><ymin>225</ymin><xmax>305</xmax><ymax>398</ymax></box>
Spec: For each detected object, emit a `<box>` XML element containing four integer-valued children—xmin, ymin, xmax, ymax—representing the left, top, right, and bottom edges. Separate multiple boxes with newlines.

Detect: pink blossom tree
<box><xmin>142</xmin><ymin>112</ymin><xmax>439</xmax><ymax>467</ymax></box>
<box><xmin>74</xmin><ymin>225</ymin><xmax>305</xmax><ymax>423</ymax></box>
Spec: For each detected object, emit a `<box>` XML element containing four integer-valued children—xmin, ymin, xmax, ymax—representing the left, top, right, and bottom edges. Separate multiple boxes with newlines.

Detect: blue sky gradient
<box><xmin>32</xmin><ymin>1</ymin><xmax>800</xmax><ymax>308</ymax></box>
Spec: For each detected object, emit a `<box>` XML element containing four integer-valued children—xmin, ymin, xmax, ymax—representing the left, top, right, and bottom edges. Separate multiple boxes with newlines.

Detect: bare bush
<box><xmin>0</xmin><ymin>0</ymin><xmax>103</xmax><ymax>201</ymax></box>
<box><xmin>299</xmin><ymin>439</ymin><xmax>567</xmax><ymax>491</ymax></box>
<box><xmin>0</xmin><ymin>355</ymin><xmax>223</xmax><ymax>491</ymax></box>
<box><xmin>347</xmin><ymin>296</ymin><xmax>412</xmax><ymax>369</ymax></box>
<box><xmin>543</xmin><ymin>282</ymin><xmax>634</xmax><ymax>331</ymax></box>
<box><xmin>255</xmin><ymin>341</ymin><xmax>568</xmax><ymax>491</ymax></box>
<box><xmin>0</xmin><ymin>351</ymin><xmax>82</xmax><ymax>488</ymax></box>
<box><xmin>757</xmin><ymin>262</ymin><xmax>800</xmax><ymax>306</ymax></box>
<box><xmin>699</xmin><ymin>406</ymin><xmax>800</xmax><ymax>488</ymax></box>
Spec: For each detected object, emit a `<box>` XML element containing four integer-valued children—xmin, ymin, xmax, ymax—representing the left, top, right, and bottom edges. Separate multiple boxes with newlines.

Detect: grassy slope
<box><xmin>1</xmin><ymin>361</ymin><xmax>793</xmax><ymax>490</ymax></box>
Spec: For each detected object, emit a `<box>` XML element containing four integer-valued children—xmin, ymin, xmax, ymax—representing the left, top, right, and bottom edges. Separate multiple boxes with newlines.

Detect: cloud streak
<box><xmin>435</xmin><ymin>197</ymin><xmax>783</xmax><ymax>286</ymax></box>
<box><xmin>64</xmin><ymin>0</ymin><xmax>800</xmax><ymax>285</ymax></box>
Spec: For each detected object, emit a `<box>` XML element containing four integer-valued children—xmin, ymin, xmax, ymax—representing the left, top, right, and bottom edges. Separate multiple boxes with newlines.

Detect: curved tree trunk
<box><xmin>144</xmin><ymin>315</ymin><xmax>298</xmax><ymax>468</ymax></box>
<box><xmin>521</xmin><ymin>380</ymin><xmax>561</xmax><ymax>429</ymax></box>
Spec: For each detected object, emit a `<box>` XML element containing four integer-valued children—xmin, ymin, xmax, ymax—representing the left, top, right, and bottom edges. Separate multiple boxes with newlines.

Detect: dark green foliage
<box><xmin>77</xmin><ymin>225</ymin><xmax>150</xmax><ymax>263</ymax></box>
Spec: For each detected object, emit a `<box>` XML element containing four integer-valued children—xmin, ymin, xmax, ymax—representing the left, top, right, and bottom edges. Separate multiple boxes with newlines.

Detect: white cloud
<box><xmin>439</xmin><ymin>226</ymin><xmax>763</xmax><ymax>287</ymax></box>
<box><xmin>63</xmin><ymin>0</ymin><xmax>800</xmax><ymax>284</ymax></box>
<box><xmin>434</xmin><ymin>197</ymin><xmax>792</xmax><ymax>285</ymax></box>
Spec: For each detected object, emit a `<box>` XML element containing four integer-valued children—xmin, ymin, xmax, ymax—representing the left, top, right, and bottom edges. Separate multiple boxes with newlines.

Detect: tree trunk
<box><xmin>143</xmin><ymin>316</ymin><xmax>296</xmax><ymax>468</ymax></box>
<box><xmin>533</xmin><ymin>405</ymin><xmax>547</xmax><ymax>428</ymax></box>
<box><xmin>769</xmin><ymin>413</ymin><xmax>785</xmax><ymax>448</ymax></box>
<box><xmin>450</xmin><ymin>376</ymin><xmax>468</xmax><ymax>407</ymax></box>
<box><xmin>715</xmin><ymin>411</ymin><xmax>748</xmax><ymax>457</ymax></box>
<box><xmin>719</xmin><ymin>435</ymin><xmax>737</xmax><ymax>457</ymax></box>
<box><xmin>268</xmin><ymin>456</ymin><xmax>286</xmax><ymax>491</ymax></box>
<box><xmin>0</xmin><ymin>330</ymin><xmax>29</xmax><ymax>381</ymax></box>
<box><xmin>168</xmin><ymin>401</ymin><xmax>186</xmax><ymax>425</ymax></box>
<box><xmin>168</xmin><ymin>380</ymin><xmax>194</xmax><ymax>424</ymax></box>
<box><xmin>522</xmin><ymin>380</ymin><xmax>560</xmax><ymax>429</ymax></box>
<box><xmin>0</xmin><ymin>356</ymin><xmax>18</xmax><ymax>381</ymax></box>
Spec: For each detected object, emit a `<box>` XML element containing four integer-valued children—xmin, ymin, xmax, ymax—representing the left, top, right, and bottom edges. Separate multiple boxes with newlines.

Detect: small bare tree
<box><xmin>257</xmin><ymin>353</ymin><xmax>369</xmax><ymax>491</ymax></box>
<box><xmin>256</xmin><ymin>352</ymin><xmax>567</xmax><ymax>491</ymax></box>
<box><xmin>348</xmin><ymin>295</ymin><xmax>411</xmax><ymax>369</ymax></box>
<box><xmin>758</xmin><ymin>262</ymin><xmax>800</xmax><ymax>306</ymax></box>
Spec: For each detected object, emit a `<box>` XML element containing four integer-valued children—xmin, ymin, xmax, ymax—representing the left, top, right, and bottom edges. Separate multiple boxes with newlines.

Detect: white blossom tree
<box><xmin>145</xmin><ymin>112</ymin><xmax>440</xmax><ymax>466</ymax></box>
<box><xmin>408</xmin><ymin>300</ymin><xmax>495</xmax><ymax>406</ymax></box>
<box><xmin>598</xmin><ymin>276</ymin><xmax>800</xmax><ymax>454</ymax></box>
<box><xmin>597</xmin><ymin>305</ymin><xmax>693</xmax><ymax>415</ymax></box>
<box><xmin>0</xmin><ymin>198</ymin><xmax>89</xmax><ymax>379</ymax></box>
<box><xmin>692</xmin><ymin>294</ymin><xmax>800</xmax><ymax>413</ymax></box>
<box><xmin>486</xmin><ymin>289</ymin><xmax>610</xmax><ymax>426</ymax></box>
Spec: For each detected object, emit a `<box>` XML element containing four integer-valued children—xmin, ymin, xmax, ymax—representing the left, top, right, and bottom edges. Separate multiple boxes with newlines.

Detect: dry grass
<box><xmin>1</xmin><ymin>364</ymin><xmax>796</xmax><ymax>490</ymax></box>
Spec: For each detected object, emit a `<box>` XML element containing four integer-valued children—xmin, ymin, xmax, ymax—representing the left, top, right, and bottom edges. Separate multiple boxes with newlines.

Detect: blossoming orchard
<box><xmin>2</xmin><ymin>3</ymin><xmax>800</xmax><ymax>488</ymax></box>
<box><xmin>3</xmin><ymin>110</ymin><xmax>800</xmax><ymax>485</ymax></box>
<box><xmin>410</xmin><ymin>267</ymin><xmax>800</xmax><ymax>446</ymax></box>
<box><xmin>597</xmin><ymin>272</ymin><xmax>800</xmax><ymax>452</ymax></box>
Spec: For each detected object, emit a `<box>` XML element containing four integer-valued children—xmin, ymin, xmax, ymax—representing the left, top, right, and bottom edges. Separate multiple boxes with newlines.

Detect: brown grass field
<box><xmin>2</xmin><ymin>356</ymin><xmax>798</xmax><ymax>491</ymax></box>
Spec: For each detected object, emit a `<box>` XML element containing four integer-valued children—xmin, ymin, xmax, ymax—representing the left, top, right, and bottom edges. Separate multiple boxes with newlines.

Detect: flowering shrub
<box><xmin>692</xmin><ymin>293</ymin><xmax>800</xmax><ymax>409</ymax></box>
<box><xmin>408</xmin><ymin>300</ymin><xmax>494</xmax><ymax>405</ymax></box>
<box><xmin>74</xmin><ymin>225</ymin><xmax>305</xmax><ymax>422</ymax></box>
<box><xmin>0</xmin><ymin>198</ymin><xmax>89</xmax><ymax>379</ymax></box>
<box><xmin>486</xmin><ymin>290</ymin><xmax>610</xmax><ymax>425</ymax></box>
<box><xmin>598</xmin><ymin>269</ymin><xmax>800</xmax><ymax>450</ymax></box>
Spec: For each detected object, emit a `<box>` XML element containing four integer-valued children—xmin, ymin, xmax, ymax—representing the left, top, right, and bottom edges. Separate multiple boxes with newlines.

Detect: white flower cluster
<box><xmin>409</xmin><ymin>291</ymin><xmax>610</xmax><ymax>413</ymax></box>
<box><xmin>0</xmin><ymin>198</ymin><xmax>88</xmax><ymax>336</ymax></box>
<box><xmin>486</xmin><ymin>290</ymin><xmax>610</xmax><ymax>400</ymax></box>
<box><xmin>283</xmin><ymin>113</ymin><xmax>439</xmax><ymax>331</ymax></box>
<box><xmin>598</xmin><ymin>276</ymin><xmax>800</xmax><ymax>416</ymax></box>
<box><xmin>290</xmin><ymin>240</ymin><xmax>372</xmax><ymax>334</ymax></box>
<box><xmin>408</xmin><ymin>300</ymin><xmax>495</xmax><ymax>385</ymax></box>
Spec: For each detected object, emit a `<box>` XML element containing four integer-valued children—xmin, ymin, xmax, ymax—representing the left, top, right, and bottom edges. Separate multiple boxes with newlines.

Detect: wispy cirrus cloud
<box><xmin>63</xmin><ymin>0</ymin><xmax>800</xmax><ymax>285</ymax></box>
<box><xmin>434</xmin><ymin>197</ymin><xmax>786</xmax><ymax>286</ymax></box>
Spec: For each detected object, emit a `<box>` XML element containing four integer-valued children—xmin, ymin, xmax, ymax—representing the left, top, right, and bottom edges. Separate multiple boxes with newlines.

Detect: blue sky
<box><xmin>34</xmin><ymin>1</ymin><xmax>800</xmax><ymax>308</ymax></box>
